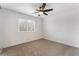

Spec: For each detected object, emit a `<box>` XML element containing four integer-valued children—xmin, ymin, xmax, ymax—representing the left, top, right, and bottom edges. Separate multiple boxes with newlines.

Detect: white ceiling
<box><xmin>1</xmin><ymin>3</ymin><xmax>79</xmax><ymax>18</ymax></box>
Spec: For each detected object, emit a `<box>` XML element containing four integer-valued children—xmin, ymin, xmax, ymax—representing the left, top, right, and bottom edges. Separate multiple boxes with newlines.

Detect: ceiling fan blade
<box><xmin>41</xmin><ymin>3</ymin><xmax>46</xmax><ymax>9</ymax></box>
<box><xmin>36</xmin><ymin>8</ymin><xmax>40</xmax><ymax>11</ymax></box>
<box><xmin>43</xmin><ymin>12</ymin><xmax>48</xmax><ymax>15</ymax></box>
<box><xmin>32</xmin><ymin>12</ymin><xmax>38</xmax><ymax>14</ymax></box>
<box><xmin>43</xmin><ymin>9</ymin><xmax>53</xmax><ymax>12</ymax></box>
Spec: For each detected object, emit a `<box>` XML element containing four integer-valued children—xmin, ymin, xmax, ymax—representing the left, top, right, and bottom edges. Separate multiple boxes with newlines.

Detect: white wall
<box><xmin>43</xmin><ymin>4</ymin><xmax>79</xmax><ymax>48</ymax></box>
<box><xmin>0</xmin><ymin>9</ymin><xmax>4</xmax><ymax>49</ymax></box>
<box><xmin>0</xmin><ymin>9</ymin><xmax>43</xmax><ymax>48</ymax></box>
<box><xmin>1</xmin><ymin>3</ymin><xmax>79</xmax><ymax>49</ymax></box>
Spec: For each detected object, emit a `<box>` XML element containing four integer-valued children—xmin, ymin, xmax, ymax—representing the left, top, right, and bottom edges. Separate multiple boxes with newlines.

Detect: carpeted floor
<box><xmin>0</xmin><ymin>39</ymin><xmax>73</xmax><ymax>56</ymax></box>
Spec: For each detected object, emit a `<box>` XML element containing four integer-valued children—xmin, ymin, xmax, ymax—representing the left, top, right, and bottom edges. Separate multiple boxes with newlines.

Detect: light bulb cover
<box><xmin>38</xmin><ymin>11</ymin><xmax>43</xmax><ymax>15</ymax></box>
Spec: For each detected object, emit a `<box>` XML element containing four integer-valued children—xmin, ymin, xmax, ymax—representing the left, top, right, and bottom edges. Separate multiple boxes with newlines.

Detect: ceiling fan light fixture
<box><xmin>38</xmin><ymin>11</ymin><xmax>43</xmax><ymax>15</ymax></box>
<box><xmin>38</xmin><ymin>11</ymin><xmax>43</xmax><ymax>16</ymax></box>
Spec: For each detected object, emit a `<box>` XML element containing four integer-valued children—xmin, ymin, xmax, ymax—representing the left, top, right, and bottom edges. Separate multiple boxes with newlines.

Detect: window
<box><xmin>18</xmin><ymin>18</ymin><xmax>35</xmax><ymax>32</ymax></box>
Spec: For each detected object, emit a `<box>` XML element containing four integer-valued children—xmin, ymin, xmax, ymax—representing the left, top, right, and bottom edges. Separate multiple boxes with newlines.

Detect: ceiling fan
<box><xmin>33</xmin><ymin>3</ymin><xmax>53</xmax><ymax>16</ymax></box>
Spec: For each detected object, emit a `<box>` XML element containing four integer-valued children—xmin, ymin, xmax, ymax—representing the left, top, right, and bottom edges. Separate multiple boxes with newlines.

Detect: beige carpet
<box><xmin>1</xmin><ymin>39</ymin><xmax>72</xmax><ymax>56</ymax></box>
